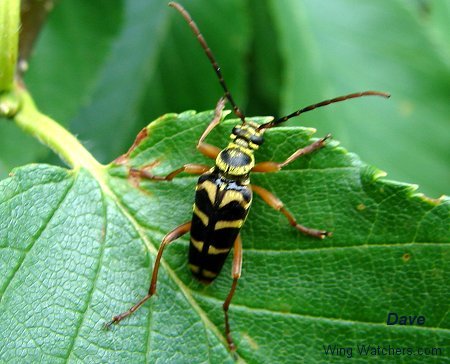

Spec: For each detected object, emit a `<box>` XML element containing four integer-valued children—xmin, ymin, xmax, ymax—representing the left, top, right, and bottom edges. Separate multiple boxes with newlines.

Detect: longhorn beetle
<box><xmin>106</xmin><ymin>1</ymin><xmax>390</xmax><ymax>352</ymax></box>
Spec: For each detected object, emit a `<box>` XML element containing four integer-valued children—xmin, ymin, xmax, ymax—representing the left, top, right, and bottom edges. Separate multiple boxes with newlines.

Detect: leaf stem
<box><xmin>14</xmin><ymin>87</ymin><xmax>105</xmax><ymax>179</ymax></box>
<box><xmin>0</xmin><ymin>0</ymin><xmax>20</xmax><ymax>92</ymax></box>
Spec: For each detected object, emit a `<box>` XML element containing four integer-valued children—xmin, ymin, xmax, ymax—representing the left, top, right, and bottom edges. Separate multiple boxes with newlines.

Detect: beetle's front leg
<box><xmin>252</xmin><ymin>134</ymin><xmax>331</xmax><ymax>172</ymax></box>
<box><xmin>129</xmin><ymin>97</ymin><xmax>226</xmax><ymax>182</ymax></box>
<box><xmin>196</xmin><ymin>96</ymin><xmax>227</xmax><ymax>159</ymax></box>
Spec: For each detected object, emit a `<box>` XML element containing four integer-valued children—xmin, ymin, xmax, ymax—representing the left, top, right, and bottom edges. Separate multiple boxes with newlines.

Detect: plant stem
<box><xmin>0</xmin><ymin>0</ymin><xmax>20</xmax><ymax>92</ymax></box>
<box><xmin>14</xmin><ymin>88</ymin><xmax>105</xmax><ymax>180</ymax></box>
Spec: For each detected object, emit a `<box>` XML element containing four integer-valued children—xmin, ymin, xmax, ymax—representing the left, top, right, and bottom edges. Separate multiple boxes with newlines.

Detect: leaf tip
<box><xmin>373</xmin><ymin>169</ymin><xmax>387</xmax><ymax>180</ymax></box>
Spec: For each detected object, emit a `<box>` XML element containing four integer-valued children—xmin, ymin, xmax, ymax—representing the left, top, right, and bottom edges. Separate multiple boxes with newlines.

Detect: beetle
<box><xmin>106</xmin><ymin>1</ymin><xmax>389</xmax><ymax>352</ymax></box>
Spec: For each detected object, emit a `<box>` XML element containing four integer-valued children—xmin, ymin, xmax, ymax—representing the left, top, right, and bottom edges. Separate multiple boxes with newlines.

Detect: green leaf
<box><xmin>1</xmin><ymin>109</ymin><xmax>449</xmax><ymax>363</ymax></box>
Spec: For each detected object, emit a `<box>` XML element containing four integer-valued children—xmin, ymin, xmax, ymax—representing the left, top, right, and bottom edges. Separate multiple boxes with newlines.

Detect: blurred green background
<box><xmin>1</xmin><ymin>0</ymin><xmax>449</xmax><ymax>197</ymax></box>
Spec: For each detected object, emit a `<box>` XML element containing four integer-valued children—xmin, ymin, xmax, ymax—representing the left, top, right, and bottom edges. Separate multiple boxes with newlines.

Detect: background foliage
<box><xmin>0</xmin><ymin>0</ymin><xmax>449</xmax><ymax>197</ymax></box>
<box><xmin>0</xmin><ymin>0</ymin><xmax>449</xmax><ymax>363</ymax></box>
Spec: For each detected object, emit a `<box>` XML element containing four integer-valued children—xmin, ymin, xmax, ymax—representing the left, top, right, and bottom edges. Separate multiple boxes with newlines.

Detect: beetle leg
<box><xmin>196</xmin><ymin>97</ymin><xmax>227</xmax><ymax>159</ymax></box>
<box><xmin>252</xmin><ymin>134</ymin><xmax>331</xmax><ymax>172</ymax></box>
<box><xmin>223</xmin><ymin>234</ymin><xmax>243</xmax><ymax>352</ymax></box>
<box><xmin>105</xmin><ymin>221</ymin><xmax>192</xmax><ymax>328</ymax></box>
<box><xmin>131</xmin><ymin>163</ymin><xmax>211</xmax><ymax>181</ymax></box>
<box><xmin>130</xmin><ymin>97</ymin><xmax>226</xmax><ymax>181</ymax></box>
<box><xmin>251</xmin><ymin>184</ymin><xmax>331</xmax><ymax>239</ymax></box>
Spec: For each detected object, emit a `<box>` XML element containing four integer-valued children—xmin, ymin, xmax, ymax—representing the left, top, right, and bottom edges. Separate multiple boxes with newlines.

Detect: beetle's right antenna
<box><xmin>257</xmin><ymin>91</ymin><xmax>391</xmax><ymax>130</ymax></box>
<box><xmin>169</xmin><ymin>2</ymin><xmax>246</xmax><ymax>124</ymax></box>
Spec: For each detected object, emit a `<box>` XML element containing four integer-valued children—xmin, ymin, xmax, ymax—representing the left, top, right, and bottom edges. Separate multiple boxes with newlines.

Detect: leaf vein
<box><xmin>200</xmin><ymin>295</ymin><xmax>450</xmax><ymax>334</ymax></box>
<box><xmin>0</xmin><ymin>175</ymin><xmax>75</xmax><ymax>301</ymax></box>
<box><xmin>242</xmin><ymin>241</ymin><xmax>448</xmax><ymax>254</ymax></box>
<box><xmin>66</xmin><ymin>176</ymin><xmax>107</xmax><ymax>361</ymax></box>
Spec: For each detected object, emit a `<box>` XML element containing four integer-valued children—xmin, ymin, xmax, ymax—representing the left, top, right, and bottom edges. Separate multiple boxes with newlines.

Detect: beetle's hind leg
<box><xmin>251</xmin><ymin>184</ymin><xmax>331</xmax><ymax>239</ymax></box>
<box><xmin>223</xmin><ymin>235</ymin><xmax>243</xmax><ymax>352</ymax></box>
<box><xmin>105</xmin><ymin>222</ymin><xmax>191</xmax><ymax>328</ymax></box>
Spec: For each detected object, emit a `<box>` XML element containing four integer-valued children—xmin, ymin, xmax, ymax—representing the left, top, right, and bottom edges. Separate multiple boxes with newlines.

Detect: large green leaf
<box><xmin>1</xmin><ymin>106</ymin><xmax>449</xmax><ymax>362</ymax></box>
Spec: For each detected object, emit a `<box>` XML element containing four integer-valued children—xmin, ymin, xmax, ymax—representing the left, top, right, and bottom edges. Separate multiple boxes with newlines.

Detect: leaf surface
<box><xmin>1</xmin><ymin>110</ymin><xmax>449</xmax><ymax>363</ymax></box>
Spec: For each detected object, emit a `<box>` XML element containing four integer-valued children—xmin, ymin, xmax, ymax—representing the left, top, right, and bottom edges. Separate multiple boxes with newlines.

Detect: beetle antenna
<box><xmin>169</xmin><ymin>2</ymin><xmax>246</xmax><ymax>124</ymax></box>
<box><xmin>258</xmin><ymin>91</ymin><xmax>390</xmax><ymax>130</ymax></box>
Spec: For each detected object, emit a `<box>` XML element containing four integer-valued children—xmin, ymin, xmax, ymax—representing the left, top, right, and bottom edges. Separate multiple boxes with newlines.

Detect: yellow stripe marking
<box><xmin>193</xmin><ymin>204</ymin><xmax>209</xmax><ymax>226</ymax></box>
<box><xmin>219</xmin><ymin>190</ymin><xmax>250</xmax><ymax>209</ymax></box>
<box><xmin>202</xmin><ymin>270</ymin><xmax>218</xmax><ymax>279</ymax></box>
<box><xmin>216</xmin><ymin>157</ymin><xmax>228</xmax><ymax>174</ymax></box>
<box><xmin>208</xmin><ymin>245</ymin><xmax>230</xmax><ymax>255</ymax></box>
<box><xmin>215</xmin><ymin>219</ymin><xmax>244</xmax><ymax>230</ymax></box>
<box><xmin>196</xmin><ymin>180</ymin><xmax>217</xmax><ymax>204</ymax></box>
<box><xmin>190</xmin><ymin>238</ymin><xmax>204</xmax><ymax>252</ymax></box>
<box><xmin>188</xmin><ymin>264</ymin><xmax>200</xmax><ymax>273</ymax></box>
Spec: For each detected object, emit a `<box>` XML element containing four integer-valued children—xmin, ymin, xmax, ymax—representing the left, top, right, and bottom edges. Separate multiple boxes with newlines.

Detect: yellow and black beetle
<box><xmin>106</xmin><ymin>2</ymin><xmax>389</xmax><ymax>351</ymax></box>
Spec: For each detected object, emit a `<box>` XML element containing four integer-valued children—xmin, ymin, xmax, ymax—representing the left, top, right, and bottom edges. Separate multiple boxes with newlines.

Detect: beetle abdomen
<box><xmin>189</xmin><ymin>172</ymin><xmax>252</xmax><ymax>283</ymax></box>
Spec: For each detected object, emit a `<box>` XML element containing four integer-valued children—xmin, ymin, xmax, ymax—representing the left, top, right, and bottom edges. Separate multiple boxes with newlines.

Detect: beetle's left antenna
<box><xmin>169</xmin><ymin>2</ymin><xmax>246</xmax><ymax>124</ymax></box>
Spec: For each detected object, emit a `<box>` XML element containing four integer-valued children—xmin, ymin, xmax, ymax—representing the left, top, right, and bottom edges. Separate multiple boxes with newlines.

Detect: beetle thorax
<box><xmin>215</xmin><ymin>121</ymin><xmax>265</xmax><ymax>179</ymax></box>
<box><xmin>215</xmin><ymin>146</ymin><xmax>254</xmax><ymax>178</ymax></box>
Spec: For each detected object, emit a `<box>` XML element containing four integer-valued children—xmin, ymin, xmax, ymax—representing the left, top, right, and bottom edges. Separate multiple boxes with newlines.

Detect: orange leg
<box><xmin>131</xmin><ymin>97</ymin><xmax>226</xmax><ymax>181</ymax></box>
<box><xmin>223</xmin><ymin>235</ymin><xmax>243</xmax><ymax>352</ymax></box>
<box><xmin>105</xmin><ymin>222</ymin><xmax>192</xmax><ymax>328</ymax></box>
<box><xmin>196</xmin><ymin>97</ymin><xmax>227</xmax><ymax>159</ymax></box>
<box><xmin>252</xmin><ymin>134</ymin><xmax>331</xmax><ymax>172</ymax></box>
<box><xmin>251</xmin><ymin>184</ymin><xmax>331</xmax><ymax>239</ymax></box>
<box><xmin>131</xmin><ymin>163</ymin><xmax>211</xmax><ymax>181</ymax></box>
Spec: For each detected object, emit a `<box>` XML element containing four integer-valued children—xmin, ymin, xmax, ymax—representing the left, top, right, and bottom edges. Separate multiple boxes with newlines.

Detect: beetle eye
<box><xmin>232</xmin><ymin>126</ymin><xmax>245</xmax><ymax>137</ymax></box>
